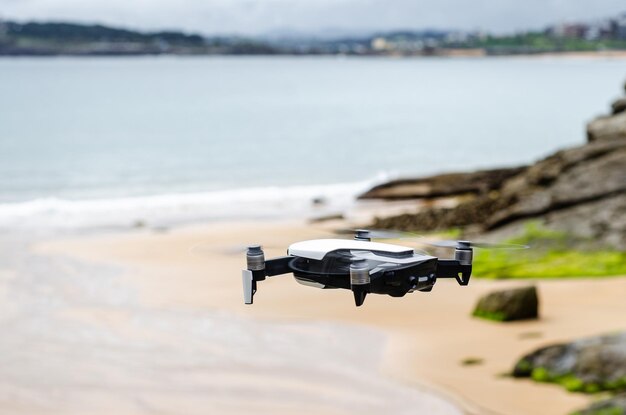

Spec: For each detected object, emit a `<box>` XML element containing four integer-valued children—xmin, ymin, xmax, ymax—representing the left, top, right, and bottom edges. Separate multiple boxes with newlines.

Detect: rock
<box><xmin>587</xmin><ymin>111</ymin><xmax>626</xmax><ymax>142</ymax></box>
<box><xmin>512</xmin><ymin>332</ymin><xmax>626</xmax><ymax>393</ymax></box>
<box><xmin>133</xmin><ymin>219</ymin><xmax>146</xmax><ymax>228</ymax></box>
<box><xmin>486</xmin><ymin>139</ymin><xmax>626</xmax><ymax>230</ymax></box>
<box><xmin>371</xmin><ymin>193</ymin><xmax>500</xmax><ymax>231</ymax></box>
<box><xmin>308</xmin><ymin>213</ymin><xmax>344</xmax><ymax>223</ymax></box>
<box><xmin>359</xmin><ymin>167</ymin><xmax>526</xmax><ymax>200</ymax></box>
<box><xmin>537</xmin><ymin>193</ymin><xmax>626</xmax><ymax>249</ymax></box>
<box><xmin>612</xmin><ymin>97</ymin><xmax>626</xmax><ymax>115</ymax></box>
<box><xmin>574</xmin><ymin>393</ymin><xmax>626</xmax><ymax>415</ymax></box>
<box><xmin>472</xmin><ymin>286</ymin><xmax>539</xmax><ymax>322</ymax></box>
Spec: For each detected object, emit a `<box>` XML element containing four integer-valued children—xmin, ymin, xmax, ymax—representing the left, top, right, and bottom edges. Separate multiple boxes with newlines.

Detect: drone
<box><xmin>242</xmin><ymin>229</ymin><xmax>525</xmax><ymax>307</ymax></box>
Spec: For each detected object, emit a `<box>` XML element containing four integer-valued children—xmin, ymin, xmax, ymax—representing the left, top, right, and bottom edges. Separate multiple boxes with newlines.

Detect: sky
<box><xmin>0</xmin><ymin>0</ymin><xmax>624</xmax><ymax>36</ymax></box>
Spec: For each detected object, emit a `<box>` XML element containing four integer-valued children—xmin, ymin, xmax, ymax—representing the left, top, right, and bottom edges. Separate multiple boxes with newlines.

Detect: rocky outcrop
<box><xmin>359</xmin><ymin>167</ymin><xmax>525</xmax><ymax>200</ymax></box>
<box><xmin>585</xmin><ymin>81</ymin><xmax>626</xmax><ymax>139</ymax></box>
<box><xmin>485</xmin><ymin>138</ymin><xmax>626</xmax><ymax>230</ymax></box>
<box><xmin>368</xmin><ymin>83</ymin><xmax>626</xmax><ymax>250</ymax></box>
<box><xmin>512</xmin><ymin>332</ymin><xmax>626</xmax><ymax>393</ymax></box>
<box><xmin>473</xmin><ymin>286</ymin><xmax>539</xmax><ymax>322</ymax></box>
<box><xmin>587</xmin><ymin>112</ymin><xmax>626</xmax><ymax>142</ymax></box>
<box><xmin>612</xmin><ymin>97</ymin><xmax>626</xmax><ymax>115</ymax></box>
<box><xmin>372</xmin><ymin>194</ymin><xmax>501</xmax><ymax>231</ymax></box>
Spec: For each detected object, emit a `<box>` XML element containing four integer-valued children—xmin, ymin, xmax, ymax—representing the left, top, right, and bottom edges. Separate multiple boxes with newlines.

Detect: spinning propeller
<box><xmin>335</xmin><ymin>228</ymin><xmax>529</xmax><ymax>250</ymax></box>
<box><xmin>335</xmin><ymin>228</ymin><xmax>423</xmax><ymax>240</ymax></box>
<box><xmin>424</xmin><ymin>240</ymin><xmax>529</xmax><ymax>250</ymax></box>
<box><xmin>190</xmin><ymin>243</ymin><xmax>280</xmax><ymax>257</ymax></box>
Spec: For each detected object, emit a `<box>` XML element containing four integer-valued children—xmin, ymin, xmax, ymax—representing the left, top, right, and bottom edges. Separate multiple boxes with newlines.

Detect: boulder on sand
<box><xmin>513</xmin><ymin>332</ymin><xmax>626</xmax><ymax>393</ymax></box>
<box><xmin>472</xmin><ymin>286</ymin><xmax>539</xmax><ymax>322</ymax></box>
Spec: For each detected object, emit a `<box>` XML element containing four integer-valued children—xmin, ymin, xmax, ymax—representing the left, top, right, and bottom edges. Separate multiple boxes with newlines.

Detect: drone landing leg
<box><xmin>242</xmin><ymin>269</ymin><xmax>255</xmax><ymax>304</ymax></box>
<box><xmin>436</xmin><ymin>259</ymin><xmax>472</xmax><ymax>286</ymax></box>
<box><xmin>353</xmin><ymin>290</ymin><xmax>367</xmax><ymax>307</ymax></box>
<box><xmin>243</xmin><ymin>254</ymin><xmax>294</xmax><ymax>305</ymax></box>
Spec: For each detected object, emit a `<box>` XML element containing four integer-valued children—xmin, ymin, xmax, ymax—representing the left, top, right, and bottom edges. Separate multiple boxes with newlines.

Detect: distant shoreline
<box><xmin>2</xmin><ymin>50</ymin><xmax>626</xmax><ymax>58</ymax></box>
<box><xmin>4</xmin><ymin>17</ymin><xmax>626</xmax><ymax>58</ymax></box>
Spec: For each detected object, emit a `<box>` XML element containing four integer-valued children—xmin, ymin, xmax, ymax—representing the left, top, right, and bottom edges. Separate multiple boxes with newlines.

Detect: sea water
<box><xmin>1</xmin><ymin>56</ymin><xmax>625</xmax><ymax>229</ymax></box>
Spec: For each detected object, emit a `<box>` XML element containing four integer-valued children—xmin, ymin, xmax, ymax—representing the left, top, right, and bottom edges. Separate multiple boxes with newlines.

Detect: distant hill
<box><xmin>0</xmin><ymin>20</ymin><xmax>278</xmax><ymax>55</ymax></box>
<box><xmin>4</xmin><ymin>21</ymin><xmax>205</xmax><ymax>44</ymax></box>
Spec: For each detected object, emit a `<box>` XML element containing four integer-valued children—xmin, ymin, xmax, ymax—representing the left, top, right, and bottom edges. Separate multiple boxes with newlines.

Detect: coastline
<box><xmin>33</xmin><ymin>219</ymin><xmax>626</xmax><ymax>415</ymax></box>
<box><xmin>3</xmin><ymin>50</ymin><xmax>626</xmax><ymax>59</ymax></box>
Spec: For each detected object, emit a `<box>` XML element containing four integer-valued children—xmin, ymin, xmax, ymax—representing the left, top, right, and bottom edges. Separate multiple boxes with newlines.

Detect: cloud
<box><xmin>0</xmin><ymin>0</ymin><xmax>624</xmax><ymax>35</ymax></box>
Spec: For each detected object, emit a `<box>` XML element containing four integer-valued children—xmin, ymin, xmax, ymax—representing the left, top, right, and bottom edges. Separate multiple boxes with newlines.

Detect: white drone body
<box><xmin>287</xmin><ymin>239</ymin><xmax>416</xmax><ymax>260</ymax></box>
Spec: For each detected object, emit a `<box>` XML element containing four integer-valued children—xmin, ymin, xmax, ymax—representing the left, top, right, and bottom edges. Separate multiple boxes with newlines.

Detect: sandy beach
<box><xmin>14</xmin><ymin>219</ymin><xmax>622</xmax><ymax>415</ymax></box>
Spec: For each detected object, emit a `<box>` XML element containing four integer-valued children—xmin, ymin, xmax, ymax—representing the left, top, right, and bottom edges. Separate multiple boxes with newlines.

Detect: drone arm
<box><xmin>265</xmin><ymin>256</ymin><xmax>294</xmax><ymax>277</ymax></box>
<box><xmin>436</xmin><ymin>259</ymin><xmax>472</xmax><ymax>286</ymax></box>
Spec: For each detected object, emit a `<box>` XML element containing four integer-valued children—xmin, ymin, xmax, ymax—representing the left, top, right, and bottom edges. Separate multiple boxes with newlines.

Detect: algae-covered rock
<box><xmin>513</xmin><ymin>332</ymin><xmax>626</xmax><ymax>394</ymax></box>
<box><xmin>573</xmin><ymin>393</ymin><xmax>626</xmax><ymax>415</ymax></box>
<box><xmin>472</xmin><ymin>286</ymin><xmax>538</xmax><ymax>322</ymax></box>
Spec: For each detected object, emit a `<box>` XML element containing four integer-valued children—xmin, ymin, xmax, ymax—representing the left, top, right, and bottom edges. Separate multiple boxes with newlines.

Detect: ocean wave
<box><xmin>0</xmin><ymin>177</ymin><xmax>389</xmax><ymax>230</ymax></box>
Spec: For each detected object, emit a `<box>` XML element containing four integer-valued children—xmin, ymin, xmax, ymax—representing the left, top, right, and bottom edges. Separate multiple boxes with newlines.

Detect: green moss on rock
<box><xmin>472</xmin><ymin>309</ymin><xmax>506</xmax><ymax>321</ymax></box>
<box><xmin>572</xmin><ymin>408</ymin><xmax>624</xmax><ymax>415</ymax></box>
<box><xmin>473</xmin><ymin>222</ymin><xmax>626</xmax><ymax>279</ymax></box>
<box><xmin>531</xmin><ymin>367</ymin><xmax>551</xmax><ymax>382</ymax></box>
<box><xmin>561</xmin><ymin>376</ymin><xmax>585</xmax><ymax>392</ymax></box>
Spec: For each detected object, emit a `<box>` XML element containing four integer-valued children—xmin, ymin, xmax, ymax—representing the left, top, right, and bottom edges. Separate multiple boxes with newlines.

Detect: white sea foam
<box><xmin>0</xmin><ymin>176</ymin><xmax>391</xmax><ymax>230</ymax></box>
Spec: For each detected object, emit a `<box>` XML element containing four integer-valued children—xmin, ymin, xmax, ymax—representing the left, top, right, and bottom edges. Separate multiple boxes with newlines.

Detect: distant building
<box><xmin>598</xmin><ymin>20</ymin><xmax>616</xmax><ymax>39</ymax></box>
<box><xmin>371</xmin><ymin>37</ymin><xmax>390</xmax><ymax>51</ymax></box>
<box><xmin>616</xmin><ymin>13</ymin><xmax>626</xmax><ymax>40</ymax></box>
<box><xmin>445</xmin><ymin>31</ymin><xmax>468</xmax><ymax>43</ymax></box>
<box><xmin>585</xmin><ymin>25</ymin><xmax>601</xmax><ymax>40</ymax></box>
<box><xmin>548</xmin><ymin>23</ymin><xmax>589</xmax><ymax>39</ymax></box>
<box><xmin>0</xmin><ymin>19</ymin><xmax>6</xmax><ymax>39</ymax></box>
